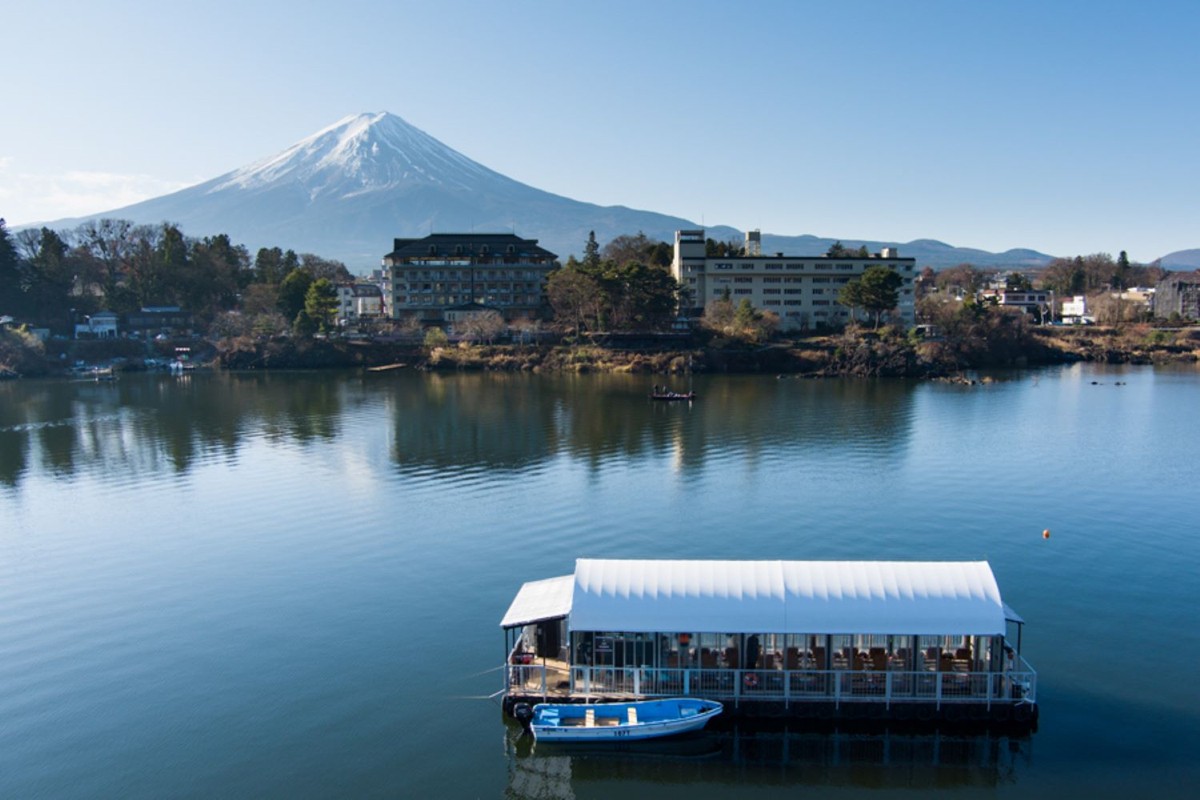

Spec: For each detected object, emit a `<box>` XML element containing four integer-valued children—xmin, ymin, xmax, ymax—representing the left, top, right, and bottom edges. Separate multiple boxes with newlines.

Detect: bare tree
<box><xmin>460</xmin><ymin>310</ymin><xmax>506</xmax><ymax>344</ymax></box>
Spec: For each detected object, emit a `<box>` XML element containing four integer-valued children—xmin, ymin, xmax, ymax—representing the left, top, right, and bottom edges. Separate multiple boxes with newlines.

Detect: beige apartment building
<box><xmin>672</xmin><ymin>229</ymin><xmax>916</xmax><ymax>330</ymax></box>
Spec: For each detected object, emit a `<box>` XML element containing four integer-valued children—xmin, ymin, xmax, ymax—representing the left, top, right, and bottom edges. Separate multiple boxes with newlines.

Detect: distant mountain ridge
<box><xmin>1159</xmin><ymin>249</ymin><xmax>1200</xmax><ymax>269</ymax></box>
<box><xmin>38</xmin><ymin>111</ymin><xmax>1064</xmax><ymax>269</ymax></box>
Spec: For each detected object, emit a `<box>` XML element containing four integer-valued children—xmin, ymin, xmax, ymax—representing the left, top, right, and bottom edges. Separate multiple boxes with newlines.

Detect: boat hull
<box><xmin>528</xmin><ymin>698</ymin><xmax>722</xmax><ymax>742</ymax></box>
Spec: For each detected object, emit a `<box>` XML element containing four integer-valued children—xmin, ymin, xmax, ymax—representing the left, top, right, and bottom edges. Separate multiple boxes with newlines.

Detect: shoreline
<box><xmin>5</xmin><ymin>326</ymin><xmax>1199</xmax><ymax>381</ymax></box>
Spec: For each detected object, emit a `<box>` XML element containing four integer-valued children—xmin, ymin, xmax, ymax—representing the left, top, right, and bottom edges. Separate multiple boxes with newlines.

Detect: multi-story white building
<box><xmin>335</xmin><ymin>283</ymin><xmax>384</xmax><ymax>326</ymax></box>
<box><xmin>672</xmin><ymin>229</ymin><xmax>916</xmax><ymax>330</ymax></box>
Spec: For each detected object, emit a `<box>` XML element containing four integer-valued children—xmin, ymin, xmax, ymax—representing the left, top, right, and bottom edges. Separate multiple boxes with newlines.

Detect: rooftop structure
<box><xmin>501</xmin><ymin>558</ymin><xmax>1036</xmax><ymax>726</ymax></box>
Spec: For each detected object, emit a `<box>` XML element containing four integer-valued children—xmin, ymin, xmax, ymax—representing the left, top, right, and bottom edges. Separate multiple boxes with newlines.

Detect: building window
<box><xmin>734</xmin><ymin>289</ymin><xmax>752</xmax><ymax>295</ymax></box>
<box><xmin>764</xmin><ymin>300</ymin><xmax>781</xmax><ymax>306</ymax></box>
<box><xmin>763</xmin><ymin>277</ymin><xmax>781</xmax><ymax>283</ymax></box>
<box><xmin>836</xmin><ymin>263</ymin><xmax>853</xmax><ymax>270</ymax></box>
<box><xmin>763</xmin><ymin>288</ymin><xmax>780</xmax><ymax>295</ymax></box>
<box><xmin>786</xmin><ymin>263</ymin><xmax>804</xmax><ymax>270</ymax></box>
<box><xmin>764</xmin><ymin>263</ymin><xmax>783</xmax><ymax>270</ymax></box>
<box><xmin>714</xmin><ymin>263</ymin><xmax>733</xmax><ymax>270</ymax></box>
<box><xmin>813</xmin><ymin>300</ymin><xmax>830</xmax><ymax>306</ymax></box>
<box><xmin>734</xmin><ymin>277</ymin><xmax>753</xmax><ymax>283</ymax></box>
<box><xmin>784</xmin><ymin>288</ymin><xmax>802</xmax><ymax>295</ymax></box>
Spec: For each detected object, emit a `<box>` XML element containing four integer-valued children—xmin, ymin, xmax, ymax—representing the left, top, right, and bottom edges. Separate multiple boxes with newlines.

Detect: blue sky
<box><xmin>2</xmin><ymin>0</ymin><xmax>1196</xmax><ymax>262</ymax></box>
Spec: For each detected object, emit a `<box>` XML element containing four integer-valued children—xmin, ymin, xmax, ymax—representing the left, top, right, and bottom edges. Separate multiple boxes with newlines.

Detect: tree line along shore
<box><xmin>3</xmin><ymin>218</ymin><xmax>1198</xmax><ymax>380</ymax></box>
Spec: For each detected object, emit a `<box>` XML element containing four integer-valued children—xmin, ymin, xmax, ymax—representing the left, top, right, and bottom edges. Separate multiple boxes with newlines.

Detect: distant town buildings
<box><xmin>1153</xmin><ymin>273</ymin><xmax>1200</xmax><ymax>319</ymax></box>
<box><xmin>978</xmin><ymin>288</ymin><xmax>1052</xmax><ymax>320</ymax></box>
<box><xmin>1059</xmin><ymin>295</ymin><xmax>1093</xmax><ymax>325</ymax></box>
<box><xmin>336</xmin><ymin>283</ymin><xmax>384</xmax><ymax>326</ymax></box>
<box><xmin>381</xmin><ymin>233</ymin><xmax>557</xmax><ymax>329</ymax></box>
<box><xmin>74</xmin><ymin>310</ymin><xmax>120</xmax><ymax>339</ymax></box>
<box><xmin>671</xmin><ymin>229</ymin><xmax>916</xmax><ymax>329</ymax></box>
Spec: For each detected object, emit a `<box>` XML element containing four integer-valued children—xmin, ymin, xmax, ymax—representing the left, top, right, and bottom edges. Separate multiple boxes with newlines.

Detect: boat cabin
<box><xmin>501</xmin><ymin>559</ymin><xmax>1036</xmax><ymax>725</ymax></box>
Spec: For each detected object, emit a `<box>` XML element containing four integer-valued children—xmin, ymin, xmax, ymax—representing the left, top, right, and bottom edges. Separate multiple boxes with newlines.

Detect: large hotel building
<box><xmin>672</xmin><ymin>229</ymin><xmax>916</xmax><ymax>329</ymax></box>
<box><xmin>383</xmin><ymin>233</ymin><xmax>557</xmax><ymax>327</ymax></box>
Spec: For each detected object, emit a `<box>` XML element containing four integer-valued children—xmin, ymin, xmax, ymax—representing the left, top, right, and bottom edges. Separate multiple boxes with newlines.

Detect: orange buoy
<box><xmin>1042</xmin><ymin>529</ymin><xmax>1050</xmax><ymax>539</ymax></box>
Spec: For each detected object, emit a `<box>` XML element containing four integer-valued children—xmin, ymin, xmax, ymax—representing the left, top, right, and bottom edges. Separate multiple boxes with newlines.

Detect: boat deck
<box><xmin>505</xmin><ymin>659</ymin><xmax>1038</xmax><ymax>726</ymax></box>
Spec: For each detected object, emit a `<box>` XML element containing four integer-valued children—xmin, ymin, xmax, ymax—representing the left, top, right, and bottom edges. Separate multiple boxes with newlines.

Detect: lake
<box><xmin>1</xmin><ymin>365</ymin><xmax>1198</xmax><ymax>798</ymax></box>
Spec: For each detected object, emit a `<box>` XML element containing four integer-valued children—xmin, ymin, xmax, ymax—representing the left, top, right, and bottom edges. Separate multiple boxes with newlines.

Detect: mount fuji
<box><xmin>47</xmin><ymin>112</ymin><xmax>734</xmax><ymax>267</ymax></box>
<box><xmin>42</xmin><ymin>112</ymin><xmax>1054</xmax><ymax>269</ymax></box>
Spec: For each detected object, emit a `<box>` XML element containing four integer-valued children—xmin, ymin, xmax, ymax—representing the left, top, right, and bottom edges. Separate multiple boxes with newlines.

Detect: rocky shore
<box><xmin>4</xmin><ymin>325</ymin><xmax>1198</xmax><ymax>380</ymax></box>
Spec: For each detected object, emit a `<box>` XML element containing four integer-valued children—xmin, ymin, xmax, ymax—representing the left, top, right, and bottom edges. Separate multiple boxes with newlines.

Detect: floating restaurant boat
<box><xmin>501</xmin><ymin>559</ymin><xmax>1037</xmax><ymax>726</ymax></box>
<box><xmin>649</xmin><ymin>391</ymin><xmax>696</xmax><ymax>401</ymax></box>
<box><xmin>514</xmin><ymin>697</ymin><xmax>722</xmax><ymax>741</ymax></box>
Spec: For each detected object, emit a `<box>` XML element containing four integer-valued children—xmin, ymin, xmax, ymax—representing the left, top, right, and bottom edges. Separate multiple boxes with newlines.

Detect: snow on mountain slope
<box><xmin>212</xmin><ymin>112</ymin><xmax>507</xmax><ymax>197</ymax></box>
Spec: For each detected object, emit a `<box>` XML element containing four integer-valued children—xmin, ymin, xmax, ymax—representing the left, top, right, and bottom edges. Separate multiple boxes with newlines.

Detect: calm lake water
<box><xmin>1</xmin><ymin>365</ymin><xmax>1198</xmax><ymax>798</ymax></box>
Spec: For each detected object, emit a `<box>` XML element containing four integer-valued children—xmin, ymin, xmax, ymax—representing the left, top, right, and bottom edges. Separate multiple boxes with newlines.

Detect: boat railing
<box><xmin>507</xmin><ymin>664</ymin><xmax>549</xmax><ymax>697</ymax></box>
<box><xmin>560</xmin><ymin>664</ymin><xmax>1037</xmax><ymax>707</ymax></box>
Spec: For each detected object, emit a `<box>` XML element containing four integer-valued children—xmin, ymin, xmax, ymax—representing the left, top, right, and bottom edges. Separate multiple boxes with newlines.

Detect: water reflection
<box><xmin>0</xmin><ymin>372</ymin><xmax>919</xmax><ymax>489</ymax></box>
<box><xmin>506</xmin><ymin>726</ymin><xmax>1031</xmax><ymax>797</ymax></box>
<box><xmin>385</xmin><ymin>373</ymin><xmax>918</xmax><ymax>475</ymax></box>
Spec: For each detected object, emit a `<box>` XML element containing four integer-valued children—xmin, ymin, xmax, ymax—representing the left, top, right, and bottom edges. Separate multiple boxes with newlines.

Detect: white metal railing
<box><xmin>538</xmin><ymin>664</ymin><xmax>1038</xmax><ymax>706</ymax></box>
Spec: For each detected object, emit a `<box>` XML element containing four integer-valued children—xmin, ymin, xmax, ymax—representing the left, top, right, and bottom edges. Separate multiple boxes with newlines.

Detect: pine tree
<box><xmin>0</xmin><ymin>219</ymin><xmax>21</xmax><ymax>314</ymax></box>
<box><xmin>583</xmin><ymin>231</ymin><xmax>600</xmax><ymax>270</ymax></box>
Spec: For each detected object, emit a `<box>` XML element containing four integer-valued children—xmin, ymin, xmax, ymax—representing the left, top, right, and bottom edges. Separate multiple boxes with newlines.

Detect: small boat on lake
<box><xmin>515</xmin><ymin>698</ymin><xmax>722</xmax><ymax>741</ymax></box>
<box><xmin>650</xmin><ymin>391</ymin><xmax>696</xmax><ymax>401</ymax></box>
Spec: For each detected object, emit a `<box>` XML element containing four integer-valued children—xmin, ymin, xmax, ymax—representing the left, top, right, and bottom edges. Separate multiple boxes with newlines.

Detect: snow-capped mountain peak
<box><xmin>212</xmin><ymin>111</ymin><xmax>498</xmax><ymax>196</ymax></box>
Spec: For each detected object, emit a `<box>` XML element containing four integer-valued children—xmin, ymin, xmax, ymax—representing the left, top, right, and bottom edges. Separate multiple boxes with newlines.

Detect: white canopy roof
<box><xmin>500</xmin><ymin>574</ymin><xmax>574</xmax><ymax>629</ymax></box>
<box><xmin>567</xmin><ymin>559</ymin><xmax>1008</xmax><ymax>636</ymax></box>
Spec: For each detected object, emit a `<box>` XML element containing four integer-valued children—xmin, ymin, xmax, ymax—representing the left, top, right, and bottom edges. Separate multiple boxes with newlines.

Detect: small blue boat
<box><xmin>515</xmin><ymin>698</ymin><xmax>722</xmax><ymax>742</ymax></box>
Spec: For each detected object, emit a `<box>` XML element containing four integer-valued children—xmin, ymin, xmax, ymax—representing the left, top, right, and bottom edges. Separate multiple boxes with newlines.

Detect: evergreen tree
<box><xmin>837</xmin><ymin>279</ymin><xmax>865</xmax><ymax>322</ymax></box>
<box><xmin>278</xmin><ymin>268</ymin><xmax>314</xmax><ymax>322</ymax></box>
<box><xmin>734</xmin><ymin>298</ymin><xmax>757</xmax><ymax>330</ymax></box>
<box><xmin>856</xmin><ymin>265</ymin><xmax>904</xmax><ymax>328</ymax></box>
<box><xmin>0</xmin><ymin>219</ymin><xmax>21</xmax><ymax>314</ymax></box>
<box><xmin>304</xmin><ymin>277</ymin><xmax>339</xmax><ymax>330</ymax></box>
<box><xmin>22</xmin><ymin>227</ymin><xmax>76</xmax><ymax>330</ymax></box>
<box><xmin>583</xmin><ymin>231</ymin><xmax>600</xmax><ymax>270</ymax></box>
<box><xmin>1115</xmin><ymin>250</ymin><xmax>1131</xmax><ymax>290</ymax></box>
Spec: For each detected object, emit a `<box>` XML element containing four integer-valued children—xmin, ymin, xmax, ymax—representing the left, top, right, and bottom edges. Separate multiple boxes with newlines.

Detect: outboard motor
<box><xmin>512</xmin><ymin>703</ymin><xmax>534</xmax><ymax>731</ymax></box>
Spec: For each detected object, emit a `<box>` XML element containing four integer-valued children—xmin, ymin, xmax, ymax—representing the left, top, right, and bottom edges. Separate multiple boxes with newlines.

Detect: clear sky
<box><xmin>2</xmin><ymin>0</ymin><xmax>1196</xmax><ymax>262</ymax></box>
